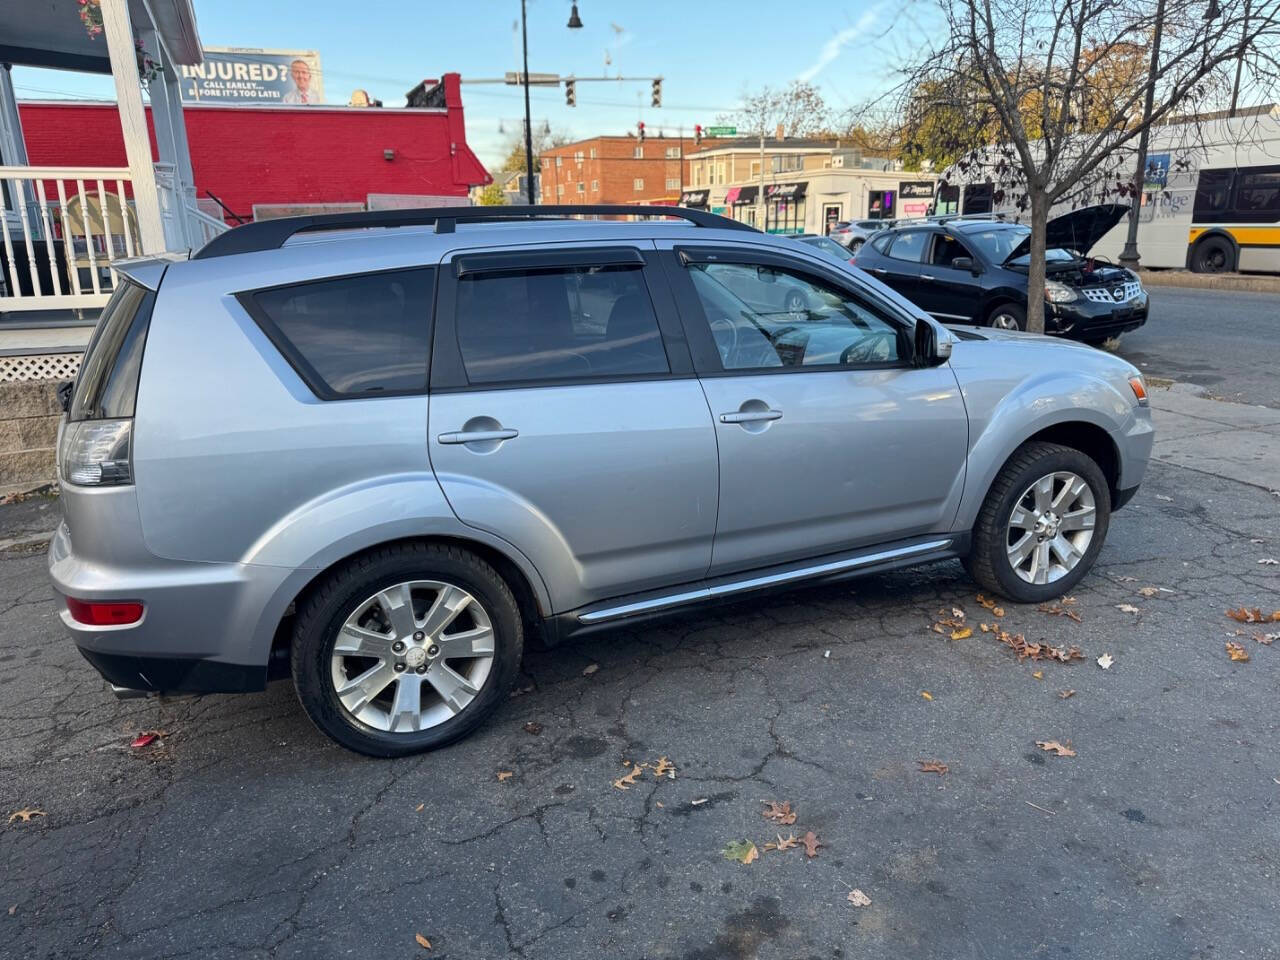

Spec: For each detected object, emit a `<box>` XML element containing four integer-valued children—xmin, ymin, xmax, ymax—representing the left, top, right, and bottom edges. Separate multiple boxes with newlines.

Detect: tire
<box><xmin>291</xmin><ymin>542</ymin><xmax>523</xmax><ymax>757</ymax></box>
<box><xmin>1190</xmin><ymin>236</ymin><xmax>1233</xmax><ymax>274</ymax></box>
<box><xmin>987</xmin><ymin>302</ymin><xmax>1026</xmax><ymax>331</ymax></box>
<box><xmin>963</xmin><ymin>441</ymin><xmax>1111</xmax><ymax>604</ymax></box>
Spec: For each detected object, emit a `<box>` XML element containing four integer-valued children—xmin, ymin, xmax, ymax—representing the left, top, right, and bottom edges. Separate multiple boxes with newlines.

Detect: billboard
<box><xmin>179</xmin><ymin>48</ymin><xmax>324</xmax><ymax>105</ymax></box>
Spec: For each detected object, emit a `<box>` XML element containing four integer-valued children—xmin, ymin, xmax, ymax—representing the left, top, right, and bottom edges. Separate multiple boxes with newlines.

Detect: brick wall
<box><xmin>539</xmin><ymin>137</ymin><xmax>729</xmax><ymax>206</ymax></box>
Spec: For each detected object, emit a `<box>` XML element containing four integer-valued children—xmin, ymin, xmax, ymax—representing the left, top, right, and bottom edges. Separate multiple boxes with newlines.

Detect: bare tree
<box><xmin>890</xmin><ymin>0</ymin><xmax>1280</xmax><ymax>333</ymax></box>
<box><xmin>717</xmin><ymin>81</ymin><xmax>833</xmax><ymax>138</ymax></box>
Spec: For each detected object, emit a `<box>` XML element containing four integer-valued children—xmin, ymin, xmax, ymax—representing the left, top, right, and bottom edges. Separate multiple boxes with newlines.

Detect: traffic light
<box><xmin>694</xmin><ymin>124</ymin><xmax>702</xmax><ymax>146</ymax></box>
<box><xmin>565</xmin><ymin>78</ymin><xmax>576</xmax><ymax>107</ymax></box>
<box><xmin>651</xmin><ymin>78</ymin><xmax>662</xmax><ymax>108</ymax></box>
<box><xmin>637</xmin><ymin>121</ymin><xmax>645</xmax><ymax>142</ymax></box>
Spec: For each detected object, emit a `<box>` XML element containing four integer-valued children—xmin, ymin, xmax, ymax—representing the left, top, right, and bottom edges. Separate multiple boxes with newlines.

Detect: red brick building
<box><xmin>539</xmin><ymin>135</ymin><xmax>729</xmax><ymax>208</ymax></box>
<box><xmin>18</xmin><ymin>74</ymin><xmax>490</xmax><ymax>222</ymax></box>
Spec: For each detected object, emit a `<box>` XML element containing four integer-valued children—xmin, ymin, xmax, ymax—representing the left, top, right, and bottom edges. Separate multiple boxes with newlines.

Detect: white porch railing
<box><xmin>0</xmin><ymin>165</ymin><xmax>139</xmax><ymax>312</ymax></box>
<box><xmin>186</xmin><ymin>203</ymin><xmax>229</xmax><ymax>247</ymax></box>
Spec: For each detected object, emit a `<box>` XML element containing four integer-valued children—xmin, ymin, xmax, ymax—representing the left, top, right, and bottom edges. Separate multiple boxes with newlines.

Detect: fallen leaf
<box><xmin>951</xmin><ymin>627</ymin><xmax>972</xmax><ymax>640</ymax></box>
<box><xmin>847</xmin><ymin>888</ymin><xmax>872</xmax><ymax>907</ymax></box>
<box><xmin>522</xmin><ymin>721</ymin><xmax>542</xmax><ymax>735</ymax></box>
<box><xmin>652</xmin><ymin>756</ymin><xmax>676</xmax><ymax>780</ymax></box>
<box><xmin>762</xmin><ymin>800</ymin><xmax>797</xmax><ymax>825</ymax></box>
<box><xmin>415</xmin><ymin>933</ymin><xmax>432</xmax><ymax>950</ymax></box>
<box><xmin>1058</xmin><ymin>689</ymin><xmax>1076</xmax><ymax>699</ymax></box>
<box><xmin>1097</xmin><ymin>653</ymin><xmax>1114</xmax><ymax>669</ymax></box>
<box><xmin>993</xmin><ymin>628</ymin><xmax>1084</xmax><ymax>663</ymax></box>
<box><xmin>1137</xmin><ymin>586</ymin><xmax>1160</xmax><ymax>597</ymax></box>
<box><xmin>1036</xmin><ymin>740</ymin><xmax>1077</xmax><ymax>757</ymax></box>
<box><xmin>1032</xmin><ymin>670</ymin><xmax>1044</xmax><ymax>680</ymax></box>
<box><xmin>951</xmin><ymin>606</ymin><xmax>966</xmax><ymax>620</ymax></box>
<box><xmin>1226</xmin><ymin>641</ymin><xmax>1250</xmax><ymax>662</ymax></box>
<box><xmin>801</xmin><ymin>831</ymin><xmax>822</xmax><ymax>858</ymax></box>
<box><xmin>917</xmin><ymin>760</ymin><xmax>949</xmax><ymax>775</ymax></box>
<box><xmin>1227</xmin><ymin>607</ymin><xmax>1280</xmax><ymax>623</ymax></box>
<box><xmin>723</xmin><ymin>840</ymin><xmax>759</xmax><ymax>865</ymax></box>
<box><xmin>655</xmin><ymin>801</ymin><xmax>663</xmax><ymax>808</ymax></box>
<box><xmin>993</xmin><ymin>606</ymin><xmax>1005</xmax><ymax>618</ymax></box>
<box><xmin>920</xmin><ymin>691</ymin><xmax>933</xmax><ymax>701</ymax></box>
<box><xmin>763</xmin><ymin>833</ymin><xmax>799</xmax><ymax>852</ymax></box>
<box><xmin>1038</xmin><ymin>601</ymin><xmax>1083</xmax><ymax>622</ymax></box>
<box><xmin>1255</xmin><ymin>633</ymin><xmax>1278</xmax><ymax>645</ymax></box>
<box><xmin>6</xmin><ymin>808</ymin><xmax>44</xmax><ymax>824</ymax></box>
<box><xmin>582</xmin><ymin>663</ymin><xmax>599</xmax><ymax>676</ymax></box>
<box><xmin>980</xmin><ymin>623</ymin><xmax>992</xmax><ymax>632</ymax></box>
<box><xmin>130</xmin><ymin>730</ymin><xmax>166</xmax><ymax>749</ymax></box>
<box><xmin>415</xmin><ymin>803</ymin><xmax>425</xmax><ymax>812</ymax></box>
<box><xmin>1115</xmin><ymin>603</ymin><xmax>1140</xmax><ymax>614</ymax></box>
<box><xmin>612</xmin><ymin>764</ymin><xmax>643</xmax><ymax>790</ymax></box>
<box><xmin>496</xmin><ymin>770</ymin><xmax>514</xmax><ymax>782</ymax></box>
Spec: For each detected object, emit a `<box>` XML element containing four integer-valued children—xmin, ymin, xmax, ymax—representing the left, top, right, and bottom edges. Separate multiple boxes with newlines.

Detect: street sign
<box><xmin>503</xmin><ymin>71</ymin><xmax>561</xmax><ymax>86</ymax></box>
<box><xmin>706</xmin><ymin>126</ymin><xmax>737</xmax><ymax>136</ymax></box>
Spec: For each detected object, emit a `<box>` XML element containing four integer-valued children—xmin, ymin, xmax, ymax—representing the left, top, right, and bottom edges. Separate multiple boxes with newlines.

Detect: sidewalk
<box><xmin>1147</xmin><ymin>380</ymin><xmax>1280</xmax><ymax>492</ymax></box>
<box><xmin>1139</xmin><ymin>269</ymin><xmax>1280</xmax><ymax>294</ymax></box>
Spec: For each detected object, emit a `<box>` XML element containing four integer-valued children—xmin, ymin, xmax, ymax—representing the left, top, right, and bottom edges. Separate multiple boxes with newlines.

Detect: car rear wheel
<box><xmin>963</xmin><ymin>441</ymin><xmax>1111</xmax><ymax>604</ymax></box>
<box><xmin>292</xmin><ymin>543</ymin><xmax>523</xmax><ymax>757</ymax></box>
<box><xmin>987</xmin><ymin>303</ymin><xmax>1026</xmax><ymax>331</ymax></box>
<box><xmin>1191</xmin><ymin>235</ymin><xmax>1233</xmax><ymax>274</ymax></box>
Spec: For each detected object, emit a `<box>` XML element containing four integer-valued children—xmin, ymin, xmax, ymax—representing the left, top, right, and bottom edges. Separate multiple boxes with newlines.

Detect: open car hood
<box><xmin>1004</xmin><ymin>204</ymin><xmax>1130</xmax><ymax>263</ymax></box>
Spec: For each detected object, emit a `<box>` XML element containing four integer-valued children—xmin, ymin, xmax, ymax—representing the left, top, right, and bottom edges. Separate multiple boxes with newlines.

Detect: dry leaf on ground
<box><xmin>993</xmin><ymin>628</ymin><xmax>1084</xmax><ymax>663</ymax></box>
<box><xmin>847</xmin><ymin>889</ymin><xmax>872</xmax><ymax>907</ymax></box>
<box><xmin>522</xmin><ymin>721</ymin><xmax>542</xmax><ymax>735</ymax></box>
<box><xmin>920</xmin><ymin>691</ymin><xmax>933</xmax><ymax>701</ymax></box>
<box><xmin>652</xmin><ymin>756</ymin><xmax>676</xmax><ymax>780</ymax></box>
<box><xmin>7</xmin><ymin>808</ymin><xmax>45</xmax><ymax>824</ymax></box>
<box><xmin>1036</xmin><ymin>740</ymin><xmax>1077</xmax><ymax>757</ymax></box>
<box><xmin>415</xmin><ymin>933</ymin><xmax>432</xmax><ymax>950</ymax></box>
<box><xmin>723</xmin><ymin>840</ymin><xmax>759</xmax><ymax>865</ymax></box>
<box><xmin>582</xmin><ymin>663</ymin><xmax>599</xmax><ymax>676</ymax></box>
<box><xmin>951</xmin><ymin>627</ymin><xmax>973</xmax><ymax>640</ymax></box>
<box><xmin>496</xmin><ymin>770</ymin><xmax>514</xmax><ymax>782</ymax></box>
<box><xmin>1032</xmin><ymin>670</ymin><xmax>1044</xmax><ymax>680</ymax></box>
<box><xmin>917</xmin><ymin>760</ymin><xmax>949</xmax><ymax>775</ymax></box>
<box><xmin>1097</xmin><ymin>653</ymin><xmax>1115</xmax><ymax>670</ymax></box>
<box><xmin>1255</xmin><ymin>633</ymin><xmax>1278</xmax><ymax>645</ymax></box>
<box><xmin>1115</xmin><ymin>603</ymin><xmax>1140</xmax><ymax>614</ymax></box>
<box><xmin>1227</xmin><ymin>607</ymin><xmax>1280</xmax><ymax>623</ymax></box>
<box><xmin>762</xmin><ymin>801</ymin><xmax>797</xmax><ymax>825</ymax></box>
<box><xmin>1059</xmin><ymin>689</ymin><xmax>1076</xmax><ymax>699</ymax></box>
<box><xmin>801</xmin><ymin>831</ymin><xmax>822</xmax><ymax>857</ymax></box>
<box><xmin>1038</xmin><ymin>601</ymin><xmax>1083</xmax><ymax>622</ymax></box>
<box><xmin>1226</xmin><ymin>641</ymin><xmax>1250</xmax><ymax>662</ymax></box>
<box><xmin>612</xmin><ymin>764</ymin><xmax>643</xmax><ymax>790</ymax></box>
<box><xmin>415</xmin><ymin>803</ymin><xmax>425</xmax><ymax>812</ymax></box>
<box><xmin>764</xmin><ymin>833</ymin><xmax>799</xmax><ymax>851</ymax></box>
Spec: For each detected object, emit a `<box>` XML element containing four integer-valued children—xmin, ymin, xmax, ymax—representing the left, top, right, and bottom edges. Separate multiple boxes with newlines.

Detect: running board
<box><xmin>576</xmin><ymin>537</ymin><xmax>955</xmax><ymax>627</ymax></box>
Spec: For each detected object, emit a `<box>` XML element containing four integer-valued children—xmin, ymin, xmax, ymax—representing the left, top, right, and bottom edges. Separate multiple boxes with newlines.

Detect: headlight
<box><xmin>1044</xmin><ymin>280</ymin><xmax>1078</xmax><ymax>304</ymax></box>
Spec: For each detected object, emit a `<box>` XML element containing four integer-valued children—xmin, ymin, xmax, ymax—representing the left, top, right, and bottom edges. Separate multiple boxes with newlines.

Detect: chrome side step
<box><xmin>577</xmin><ymin>538</ymin><xmax>953</xmax><ymax>626</ymax></box>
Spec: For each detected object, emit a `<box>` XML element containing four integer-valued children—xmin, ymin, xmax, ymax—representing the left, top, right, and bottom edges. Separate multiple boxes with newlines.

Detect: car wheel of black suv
<box><xmin>292</xmin><ymin>542</ymin><xmax>523</xmax><ymax>757</ymax></box>
<box><xmin>964</xmin><ymin>441</ymin><xmax>1111</xmax><ymax>604</ymax></box>
<box><xmin>987</xmin><ymin>303</ymin><xmax>1026</xmax><ymax>331</ymax></box>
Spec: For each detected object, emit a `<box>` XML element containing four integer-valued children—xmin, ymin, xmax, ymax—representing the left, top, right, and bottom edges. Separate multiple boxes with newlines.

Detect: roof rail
<box><xmin>191</xmin><ymin>204</ymin><xmax>755</xmax><ymax>260</ymax></box>
<box><xmin>931</xmin><ymin>212</ymin><xmax>1010</xmax><ymax>224</ymax></box>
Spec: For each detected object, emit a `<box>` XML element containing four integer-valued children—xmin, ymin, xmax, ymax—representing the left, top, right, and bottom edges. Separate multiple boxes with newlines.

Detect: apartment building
<box><xmin>538</xmin><ymin>134</ymin><xmax>728</xmax><ymax>206</ymax></box>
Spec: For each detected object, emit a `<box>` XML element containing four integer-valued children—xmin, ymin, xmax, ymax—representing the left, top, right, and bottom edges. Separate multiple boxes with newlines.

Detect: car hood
<box><xmin>1003</xmin><ymin>204</ymin><xmax>1131</xmax><ymax>263</ymax></box>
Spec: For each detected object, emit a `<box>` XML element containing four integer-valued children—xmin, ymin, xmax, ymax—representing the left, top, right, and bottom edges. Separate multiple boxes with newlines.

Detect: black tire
<box><xmin>1190</xmin><ymin>236</ymin><xmax>1233</xmax><ymax>274</ymax></box>
<box><xmin>291</xmin><ymin>542</ymin><xmax>523</xmax><ymax>757</ymax></box>
<box><xmin>963</xmin><ymin>441</ymin><xmax>1111</xmax><ymax>604</ymax></box>
<box><xmin>987</xmin><ymin>302</ymin><xmax>1026</xmax><ymax>331</ymax></box>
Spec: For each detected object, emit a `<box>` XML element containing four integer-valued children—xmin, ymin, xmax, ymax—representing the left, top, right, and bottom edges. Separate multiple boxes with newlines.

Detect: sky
<box><xmin>10</xmin><ymin>0</ymin><xmax>936</xmax><ymax>169</ymax></box>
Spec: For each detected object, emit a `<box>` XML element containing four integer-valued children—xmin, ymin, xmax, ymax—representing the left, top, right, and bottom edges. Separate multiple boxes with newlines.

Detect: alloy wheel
<box><xmin>329</xmin><ymin>580</ymin><xmax>495</xmax><ymax>733</ymax></box>
<box><xmin>991</xmin><ymin>311</ymin><xmax>1021</xmax><ymax>330</ymax></box>
<box><xmin>1005</xmin><ymin>471</ymin><xmax>1096</xmax><ymax>585</ymax></box>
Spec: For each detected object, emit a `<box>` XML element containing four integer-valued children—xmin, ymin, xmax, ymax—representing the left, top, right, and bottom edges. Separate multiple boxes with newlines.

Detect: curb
<box><xmin>1137</xmin><ymin>269</ymin><xmax>1280</xmax><ymax>294</ymax></box>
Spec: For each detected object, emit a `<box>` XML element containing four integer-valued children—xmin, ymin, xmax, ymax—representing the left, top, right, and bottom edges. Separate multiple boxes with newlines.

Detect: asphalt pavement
<box><xmin>2</xmin><ymin>298</ymin><xmax>1279</xmax><ymax>959</ymax></box>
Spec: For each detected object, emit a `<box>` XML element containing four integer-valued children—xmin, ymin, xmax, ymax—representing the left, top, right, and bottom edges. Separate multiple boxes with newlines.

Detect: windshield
<box><xmin>964</xmin><ymin>225</ymin><xmax>1076</xmax><ymax>264</ymax></box>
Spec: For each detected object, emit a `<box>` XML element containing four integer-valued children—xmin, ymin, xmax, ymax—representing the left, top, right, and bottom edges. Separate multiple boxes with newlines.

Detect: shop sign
<box><xmin>764</xmin><ymin>182</ymin><xmax>806</xmax><ymax>199</ymax></box>
<box><xmin>680</xmin><ymin>190</ymin><xmax>710</xmax><ymax>207</ymax></box>
<box><xmin>899</xmin><ymin>180</ymin><xmax>936</xmax><ymax>199</ymax></box>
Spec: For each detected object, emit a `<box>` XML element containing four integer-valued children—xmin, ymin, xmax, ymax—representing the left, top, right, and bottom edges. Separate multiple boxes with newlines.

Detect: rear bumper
<box><xmin>1047</xmin><ymin>292</ymin><xmax>1149</xmax><ymax>340</ymax></box>
<box><xmin>77</xmin><ymin>648</ymin><xmax>265</xmax><ymax>694</ymax></box>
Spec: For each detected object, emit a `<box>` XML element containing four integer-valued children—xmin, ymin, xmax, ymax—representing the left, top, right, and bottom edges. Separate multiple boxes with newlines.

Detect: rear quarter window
<box><xmin>69</xmin><ymin>280</ymin><xmax>154</xmax><ymax>421</ymax></box>
<box><xmin>243</xmin><ymin>268</ymin><xmax>434</xmax><ymax>398</ymax></box>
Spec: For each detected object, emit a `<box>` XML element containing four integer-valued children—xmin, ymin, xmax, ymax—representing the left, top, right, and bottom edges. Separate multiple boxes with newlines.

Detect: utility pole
<box><xmin>519</xmin><ymin>0</ymin><xmax>536</xmax><ymax>204</ymax></box>
<box><xmin>757</xmin><ymin>130</ymin><xmax>765</xmax><ymax>230</ymax></box>
<box><xmin>1231</xmin><ymin>0</ymin><xmax>1251</xmax><ymax>117</ymax></box>
<box><xmin>1118</xmin><ymin>0</ymin><xmax>1167</xmax><ymax>269</ymax></box>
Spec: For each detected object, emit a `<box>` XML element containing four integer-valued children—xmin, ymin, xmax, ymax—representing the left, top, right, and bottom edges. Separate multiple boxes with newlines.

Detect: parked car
<box><xmin>50</xmin><ymin>205</ymin><xmax>1153</xmax><ymax>757</ymax></box>
<box><xmin>792</xmin><ymin>233</ymin><xmax>858</xmax><ymax>265</ymax></box>
<box><xmin>853</xmin><ymin>205</ymin><xmax>1147</xmax><ymax>344</ymax></box>
<box><xmin>828</xmin><ymin>219</ymin><xmax>894</xmax><ymax>252</ymax></box>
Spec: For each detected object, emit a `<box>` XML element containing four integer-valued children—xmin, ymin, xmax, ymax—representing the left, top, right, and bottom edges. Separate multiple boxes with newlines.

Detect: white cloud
<box><xmin>796</xmin><ymin>7</ymin><xmax>881</xmax><ymax>83</ymax></box>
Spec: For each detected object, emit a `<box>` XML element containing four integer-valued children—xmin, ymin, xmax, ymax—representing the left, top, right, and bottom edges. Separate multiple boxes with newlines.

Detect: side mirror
<box><xmin>913</xmin><ymin>318</ymin><xmax>952</xmax><ymax>367</ymax></box>
<box><xmin>950</xmin><ymin>256</ymin><xmax>979</xmax><ymax>274</ymax></box>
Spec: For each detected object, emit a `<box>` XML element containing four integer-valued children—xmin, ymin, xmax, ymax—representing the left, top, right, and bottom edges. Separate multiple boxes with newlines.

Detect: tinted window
<box><xmin>965</xmin><ymin>225</ymin><xmax>1029</xmax><ymax>263</ymax></box>
<box><xmin>887</xmin><ymin>231</ymin><xmax>928</xmax><ymax>262</ymax></box>
<box><xmin>251</xmin><ymin>268</ymin><xmax>433</xmax><ymax>397</ymax></box>
<box><xmin>686</xmin><ymin>261</ymin><xmax>904</xmax><ymax>369</ymax></box>
<box><xmin>70</xmin><ymin>281</ymin><xmax>153</xmax><ymax>421</ymax></box>
<box><xmin>1193</xmin><ymin>169</ymin><xmax>1232</xmax><ymax>221</ymax></box>
<box><xmin>870</xmin><ymin>234</ymin><xmax>893</xmax><ymax>254</ymax></box>
<box><xmin>1235</xmin><ymin>168</ymin><xmax>1280</xmax><ymax>215</ymax></box>
<box><xmin>455</xmin><ymin>265</ymin><xmax>669</xmax><ymax>384</ymax></box>
<box><xmin>930</xmin><ymin>234</ymin><xmax>971</xmax><ymax>267</ymax></box>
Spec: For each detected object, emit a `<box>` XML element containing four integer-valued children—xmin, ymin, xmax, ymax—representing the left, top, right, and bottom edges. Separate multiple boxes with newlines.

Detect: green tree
<box><xmin>476</xmin><ymin>182</ymin><xmax>507</xmax><ymax>206</ymax></box>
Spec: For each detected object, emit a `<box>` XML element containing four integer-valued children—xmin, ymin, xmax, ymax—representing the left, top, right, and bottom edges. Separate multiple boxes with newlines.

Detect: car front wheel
<box><xmin>987</xmin><ymin>303</ymin><xmax>1026</xmax><ymax>331</ymax></box>
<box><xmin>964</xmin><ymin>441</ymin><xmax>1111</xmax><ymax>603</ymax></box>
<box><xmin>292</xmin><ymin>543</ymin><xmax>523</xmax><ymax>757</ymax></box>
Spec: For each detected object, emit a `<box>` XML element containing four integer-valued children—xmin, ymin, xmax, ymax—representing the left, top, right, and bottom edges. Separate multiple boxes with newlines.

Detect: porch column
<box><xmin>0</xmin><ymin>64</ymin><xmax>36</xmax><ymax>226</ymax></box>
<box><xmin>99</xmin><ymin>0</ymin><xmax>166</xmax><ymax>253</ymax></box>
<box><xmin>140</xmin><ymin>26</ymin><xmax>191</xmax><ymax>248</ymax></box>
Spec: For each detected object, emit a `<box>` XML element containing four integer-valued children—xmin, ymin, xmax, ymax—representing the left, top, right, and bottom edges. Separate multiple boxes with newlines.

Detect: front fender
<box><xmin>953</xmin><ymin>367</ymin><xmax>1144</xmax><ymax>532</ymax></box>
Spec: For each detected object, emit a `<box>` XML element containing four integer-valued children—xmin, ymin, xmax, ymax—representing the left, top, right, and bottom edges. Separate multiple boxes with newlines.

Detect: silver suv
<box><xmin>49</xmin><ymin>205</ymin><xmax>1153</xmax><ymax>757</ymax></box>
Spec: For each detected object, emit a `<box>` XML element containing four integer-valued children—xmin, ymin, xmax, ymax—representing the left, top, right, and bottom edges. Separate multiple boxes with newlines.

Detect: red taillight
<box><xmin>66</xmin><ymin>597</ymin><xmax>144</xmax><ymax>625</ymax></box>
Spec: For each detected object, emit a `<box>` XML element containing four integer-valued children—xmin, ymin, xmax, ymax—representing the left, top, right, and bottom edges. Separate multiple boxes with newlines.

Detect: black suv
<box><xmin>853</xmin><ymin>205</ymin><xmax>1148</xmax><ymax>343</ymax></box>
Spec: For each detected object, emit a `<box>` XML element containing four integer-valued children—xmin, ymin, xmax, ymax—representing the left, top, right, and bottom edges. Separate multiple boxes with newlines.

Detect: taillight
<box><xmin>65</xmin><ymin>597</ymin><xmax>144</xmax><ymax>625</ymax></box>
<box><xmin>60</xmin><ymin>418</ymin><xmax>133</xmax><ymax>486</ymax></box>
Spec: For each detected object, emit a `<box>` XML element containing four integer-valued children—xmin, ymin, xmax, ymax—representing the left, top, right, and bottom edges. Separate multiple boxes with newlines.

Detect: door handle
<box><xmin>720</xmin><ymin>409</ymin><xmax>782</xmax><ymax>424</ymax></box>
<box><xmin>437</xmin><ymin>428</ymin><xmax>519</xmax><ymax>444</ymax></box>
<box><xmin>871</xmin><ymin>267</ymin><xmax>887</xmax><ymax>275</ymax></box>
<box><xmin>920</xmin><ymin>274</ymin><xmax>936</xmax><ymax>281</ymax></box>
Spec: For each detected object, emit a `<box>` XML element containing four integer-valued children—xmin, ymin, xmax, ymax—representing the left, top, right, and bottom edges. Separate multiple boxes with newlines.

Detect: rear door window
<box><xmin>69</xmin><ymin>280</ymin><xmax>154</xmax><ymax>421</ymax></box>
<box><xmin>886</xmin><ymin>231</ymin><xmax>928</xmax><ymax>262</ymax></box>
<box><xmin>246</xmin><ymin>268</ymin><xmax>434</xmax><ymax>398</ymax></box>
<box><xmin>453</xmin><ymin>263</ymin><xmax>669</xmax><ymax>385</ymax></box>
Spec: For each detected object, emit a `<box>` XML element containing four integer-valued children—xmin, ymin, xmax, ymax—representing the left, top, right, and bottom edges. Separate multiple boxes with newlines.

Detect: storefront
<box><xmin>898</xmin><ymin>179</ymin><xmax>935</xmax><ymax>218</ymax></box>
<box><xmin>763</xmin><ymin>182</ymin><xmax>806</xmax><ymax>234</ymax></box>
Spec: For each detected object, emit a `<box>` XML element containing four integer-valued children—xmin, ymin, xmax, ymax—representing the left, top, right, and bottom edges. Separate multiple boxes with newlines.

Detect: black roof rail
<box><xmin>191</xmin><ymin>204</ymin><xmax>755</xmax><ymax>260</ymax></box>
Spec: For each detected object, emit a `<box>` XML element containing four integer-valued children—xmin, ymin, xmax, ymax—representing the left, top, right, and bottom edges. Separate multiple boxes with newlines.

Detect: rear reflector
<box><xmin>66</xmin><ymin>597</ymin><xmax>144</xmax><ymax>626</ymax></box>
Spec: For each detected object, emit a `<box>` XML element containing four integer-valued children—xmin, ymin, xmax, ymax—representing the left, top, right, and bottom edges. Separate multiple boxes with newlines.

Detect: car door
<box><xmin>863</xmin><ymin>228</ymin><xmax>930</xmax><ymax>309</ymax></box>
<box><xmin>428</xmin><ymin>244</ymin><xmax>719</xmax><ymax>613</ymax></box>
<box><xmin>919</xmin><ymin>232</ymin><xmax>984</xmax><ymax>322</ymax></box>
<box><xmin>660</xmin><ymin>242</ymin><xmax>969</xmax><ymax>575</ymax></box>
